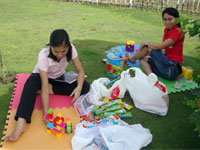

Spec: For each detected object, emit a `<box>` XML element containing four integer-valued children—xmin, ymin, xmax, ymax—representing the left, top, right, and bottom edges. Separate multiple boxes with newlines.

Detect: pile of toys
<box><xmin>45</xmin><ymin>109</ymin><xmax>73</xmax><ymax>137</ymax></box>
<box><xmin>89</xmin><ymin>97</ymin><xmax>133</xmax><ymax>120</ymax></box>
<box><xmin>81</xmin><ymin>115</ymin><xmax>120</xmax><ymax>129</ymax></box>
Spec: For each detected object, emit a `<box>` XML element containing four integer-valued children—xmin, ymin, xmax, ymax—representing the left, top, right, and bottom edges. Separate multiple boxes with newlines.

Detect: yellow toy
<box><xmin>182</xmin><ymin>66</ymin><xmax>193</xmax><ymax>80</ymax></box>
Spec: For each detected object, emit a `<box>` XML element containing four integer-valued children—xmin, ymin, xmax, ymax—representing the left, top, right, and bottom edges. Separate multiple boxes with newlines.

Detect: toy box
<box><xmin>106</xmin><ymin>52</ymin><xmax>125</xmax><ymax>78</ymax></box>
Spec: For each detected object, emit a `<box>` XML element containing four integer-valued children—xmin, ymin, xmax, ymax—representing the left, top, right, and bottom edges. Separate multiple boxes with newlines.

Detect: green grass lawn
<box><xmin>0</xmin><ymin>0</ymin><xmax>200</xmax><ymax>149</ymax></box>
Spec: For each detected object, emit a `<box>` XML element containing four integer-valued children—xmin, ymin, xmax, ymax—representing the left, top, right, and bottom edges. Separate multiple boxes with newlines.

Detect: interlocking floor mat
<box><xmin>158</xmin><ymin>77</ymin><xmax>199</xmax><ymax>94</ymax></box>
<box><xmin>10</xmin><ymin>74</ymin><xmax>74</xmax><ymax>110</ymax></box>
<box><xmin>0</xmin><ymin>74</ymin><xmax>82</xmax><ymax>150</ymax></box>
<box><xmin>1</xmin><ymin>108</ymin><xmax>81</xmax><ymax>150</ymax></box>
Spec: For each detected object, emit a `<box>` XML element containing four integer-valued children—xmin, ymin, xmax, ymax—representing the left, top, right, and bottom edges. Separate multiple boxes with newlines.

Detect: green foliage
<box><xmin>179</xmin><ymin>17</ymin><xmax>200</xmax><ymax>137</ymax></box>
<box><xmin>184</xmin><ymin>97</ymin><xmax>200</xmax><ymax>137</ymax></box>
<box><xmin>177</xmin><ymin>17</ymin><xmax>200</xmax><ymax>59</ymax></box>
<box><xmin>178</xmin><ymin>18</ymin><xmax>200</xmax><ymax>38</ymax></box>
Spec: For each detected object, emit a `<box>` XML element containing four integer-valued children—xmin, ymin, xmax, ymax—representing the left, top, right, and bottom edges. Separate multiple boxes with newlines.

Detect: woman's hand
<box><xmin>70</xmin><ymin>86</ymin><xmax>82</xmax><ymax>102</ymax></box>
<box><xmin>140</xmin><ymin>41</ymin><xmax>146</xmax><ymax>49</ymax></box>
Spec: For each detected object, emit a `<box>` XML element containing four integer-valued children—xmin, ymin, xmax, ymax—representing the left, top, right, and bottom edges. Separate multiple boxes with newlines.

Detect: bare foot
<box><xmin>126</xmin><ymin>52</ymin><xmax>136</xmax><ymax>63</ymax></box>
<box><xmin>4</xmin><ymin>118</ymin><xmax>27</xmax><ymax>142</ymax></box>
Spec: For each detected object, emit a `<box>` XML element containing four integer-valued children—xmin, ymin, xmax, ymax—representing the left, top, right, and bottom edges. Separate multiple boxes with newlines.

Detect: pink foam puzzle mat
<box><xmin>0</xmin><ymin>73</ymin><xmax>82</xmax><ymax>150</ymax></box>
<box><xmin>9</xmin><ymin>73</ymin><xmax>74</xmax><ymax>110</ymax></box>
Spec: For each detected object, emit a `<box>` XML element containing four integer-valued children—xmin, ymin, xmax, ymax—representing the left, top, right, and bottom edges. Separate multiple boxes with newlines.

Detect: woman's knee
<box><xmin>25</xmin><ymin>73</ymin><xmax>41</xmax><ymax>88</ymax></box>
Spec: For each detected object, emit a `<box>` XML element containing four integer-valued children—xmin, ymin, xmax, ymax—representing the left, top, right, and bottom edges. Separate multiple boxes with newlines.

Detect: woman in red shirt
<box><xmin>127</xmin><ymin>7</ymin><xmax>184</xmax><ymax>80</ymax></box>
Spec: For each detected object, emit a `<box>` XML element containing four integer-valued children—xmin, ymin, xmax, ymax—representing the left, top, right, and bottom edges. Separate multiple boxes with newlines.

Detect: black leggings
<box><xmin>15</xmin><ymin>73</ymin><xmax>90</xmax><ymax>123</ymax></box>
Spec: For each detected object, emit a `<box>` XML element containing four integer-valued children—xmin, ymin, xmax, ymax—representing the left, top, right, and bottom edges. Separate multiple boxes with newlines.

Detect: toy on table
<box><xmin>45</xmin><ymin>110</ymin><xmax>66</xmax><ymax>138</ymax></box>
<box><xmin>65</xmin><ymin>118</ymin><xmax>73</xmax><ymax>133</ymax></box>
<box><xmin>126</xmin><ymin>41</ymin><xmax>135</xmax><ymax>52</ymax></box>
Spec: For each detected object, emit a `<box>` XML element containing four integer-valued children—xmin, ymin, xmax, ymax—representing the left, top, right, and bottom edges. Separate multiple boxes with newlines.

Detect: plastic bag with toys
<box><xmin>74</xmin><ymin>93</ymin><xmax>96</xmax><ymax>117</ymax></box>
<box><xmin>124</xmin><ymin>67</ymin><xmax>169</xmax><ymax>116</ymax></box>
<box><xmin>90</xmin><ymin>72</ymin><xmax>127</xmax><ymax>101</ymax></box>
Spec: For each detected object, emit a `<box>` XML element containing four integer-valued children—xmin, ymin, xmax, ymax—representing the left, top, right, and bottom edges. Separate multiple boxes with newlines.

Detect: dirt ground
<box><xmin>0</xmin><ymin>73</ymin><xmax>16</xmax><ymax>84</ymax></box>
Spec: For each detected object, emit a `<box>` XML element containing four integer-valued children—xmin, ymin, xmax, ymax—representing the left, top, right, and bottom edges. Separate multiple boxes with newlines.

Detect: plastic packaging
<box><xmin>74</xmin><ymin>94</ymin><xmax>95</xmax><ymax>116</ymax></box>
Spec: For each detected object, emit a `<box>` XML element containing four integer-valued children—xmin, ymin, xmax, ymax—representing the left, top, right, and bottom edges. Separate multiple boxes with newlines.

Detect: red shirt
<box><xmin>162</xmin><ymin>25</ymin><xmax>185</xmax><ymax>64</ymax></box>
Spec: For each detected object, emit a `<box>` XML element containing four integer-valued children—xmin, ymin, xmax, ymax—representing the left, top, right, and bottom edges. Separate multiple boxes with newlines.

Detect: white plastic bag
<box><xmin>71</xmin><ymin>116</ymin><xmax>152</xmax><ymax>150</ymax></box>
<box><xmin>71</xmin><ymin>116</ymin><xmax>128</xmax><ymax>150</ymax></box>
<box><xmin>125</xmin><ymin>67</ymin><xmax>169</xmax><ymax>116</ymax></box>
<box><xmin>90</xmin><ymin>73</ymin><xmax>127</xmax><ymax>101</ymax></box>
<box><xmin>100</xmin><ymin>124</ymin><xmax>152</xmax><ymax>150</ymax></box>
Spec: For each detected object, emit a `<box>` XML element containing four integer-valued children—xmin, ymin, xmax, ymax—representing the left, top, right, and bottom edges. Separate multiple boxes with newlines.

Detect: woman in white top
<box><xmin>5</xmin><ymin>29</ymin><xmax>90</xmax><ymax>142</ymax></box>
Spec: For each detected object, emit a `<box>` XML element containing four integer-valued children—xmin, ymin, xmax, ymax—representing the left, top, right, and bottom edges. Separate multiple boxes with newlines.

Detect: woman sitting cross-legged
<box><xmin>126</xmin><ymin>7</ymin><xmax>184</xmax><ymax>80</ymax></box>
<box><xmin>4</xmin><ymin>29</ymin><xmax>90</xmax><ymax>142</ymax></box>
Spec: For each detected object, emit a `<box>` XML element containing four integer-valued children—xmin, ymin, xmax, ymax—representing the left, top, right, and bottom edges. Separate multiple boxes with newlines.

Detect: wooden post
<box><xmin>171</xmin><ymin>0</ymin><xmax>174</xmax><ymax>7</ymax></box>
<box><xmin>182</xmin><ymin>0</ymin><xmax>185</xmax><ymax>11</ymax></box>
<box><xmin>192</xmin><ymin>0</ymin><xmax>195</xmax><ymax>13</ymax></box>
<box><xmin>152</xmin><ymin>0</ymin><xmax>154</xmax><ymax>8</ymax></box>
<box><xmin>161</xmin><ymin>0</ymin><xmax>164</xmax><ymax>9</ymax></box>
<box><xmin>197</xmin><ymin>0</ymin><xmax>200</xmax><ymax>13</ymax></box>
<box><xmin>156</xmin><ymin>0</ymin><xmax>159</xmax><ymax>10</ymax></box>
<box><xmin>186</xmin><ymin>0</ymin><xmax>189</xmax><ymax>12</ymax></box>
<box><xmin>176</xmin><ymin>0</ymin><xmax>180</xmax><ymax>9</ymax></box>
<box><xmin>142</xmin><ymin>0</ymin><xmax>144</xmax><ymax>8</ymax></box>
<box><xmin>130</xmin><ymin>0</ymin><xmax>133</xmax><ymax>8</ymax></box>
<box><xmin>166</xmin><ymin>0</ymin><xmax>169</xmax><ymax>8</ymax></box>
<box><xmin>147</xmin><ymin>0</ymin><xmax>149</xmax><ymax>8</ymax></box>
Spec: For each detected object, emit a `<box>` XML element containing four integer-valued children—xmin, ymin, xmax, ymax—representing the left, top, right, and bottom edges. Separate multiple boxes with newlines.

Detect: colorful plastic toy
<box><xmin>121</xmin><ymin>102</ymin><xmax>133</xmax><ymax>110</ymax></box>
<box><xmin>45</xmin><ymin>108</ymin><xmax>54</xmax><ymax>122</ymax></box>
<box><xmin>45</xmin><ymin>111</ymin><xmax>66</xmax><ymax>138</ymax></box>
<box><xmin>104</xmin><ymin>78</ymin><xmax>119</xmax><ymax>89</ymax></box>
<box><xmin>182</xmin><ymin>66</ymin><xmax>193</xmax><ymax>80</ymax></box>
<box><xmin>126</xmin><ymin>41</ymin><xmax>135</xmax><ymax>52</ymax></box>
<box><xmin>65</xmin><ymin>118</ymin><xmax>73</xmax><ymax>133</ymax></box>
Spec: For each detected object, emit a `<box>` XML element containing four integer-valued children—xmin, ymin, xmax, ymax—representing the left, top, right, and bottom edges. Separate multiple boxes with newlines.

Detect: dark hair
<box><xmin>162</xmin><ymin>7</ymin><xmax>181</xmax><ymax>27</ymax></box>
<box><xmin>48</xmin><ymin>29</ymin><xmax>72</xmax><ymax>62</ymax></box>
